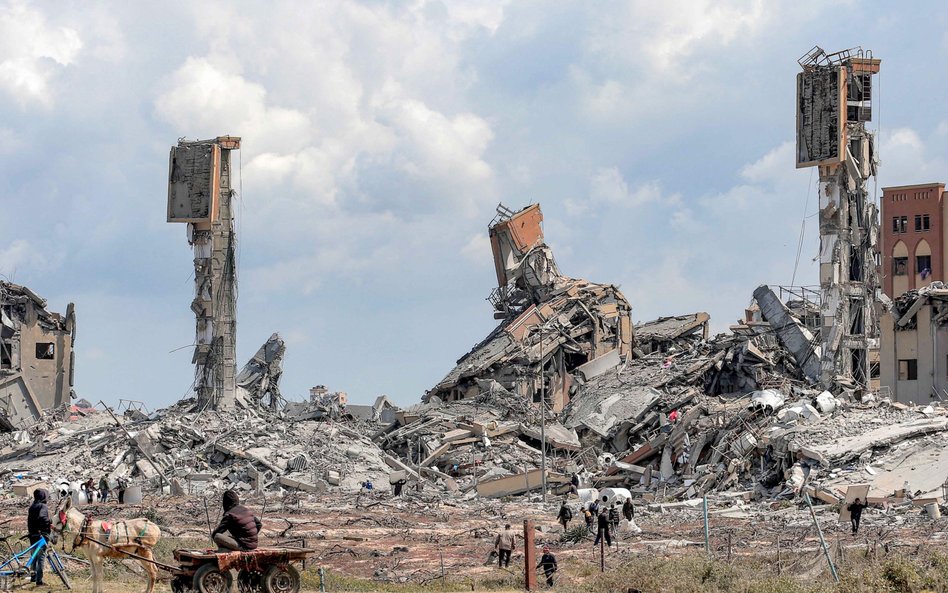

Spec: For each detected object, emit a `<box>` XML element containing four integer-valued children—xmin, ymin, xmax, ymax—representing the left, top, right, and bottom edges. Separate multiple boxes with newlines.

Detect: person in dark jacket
<box><xmin>27</xmin><ymin>488</ymin><xmax>51</xmax><ymax>585</ymax></box>
<box><xmin>622</xmin><ymin>498</ymin><xmax>634</xmax><ymax>522</ymax></box>
<box><xmin>212</xmin><ymin>490</ymin><xmax>262</xmax><ymax>551</ymax></box>
<box><xmin>536</xmin><ymin>546</ymin><xmax>557</xmax><ymax>586</ymax></box>
<box><xmin>848</xmin><ymin>498</ymin><xmax>869</xmax><ymax>535</ymax></box>
<box><xmin>557</xmin><ymin>501</ymin><xmax>572</xmax><ymax>530</ymax></box>
<box><xmin>608</xmin><ymin>504</ymin><xmax>619</xmax><ymax>533</ymax></box>
<box><xmin>593</xmin><ymin>509</ymin><xmax>612</xmax><ymax>549</ymax></box>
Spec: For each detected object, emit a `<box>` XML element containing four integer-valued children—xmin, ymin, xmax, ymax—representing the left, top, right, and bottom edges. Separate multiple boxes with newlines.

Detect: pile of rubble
<box><xmin>0</xmin><ymin>399</ymin><xmax>393</xmax><ymax>499</ymax></box>
<box><xmin>376</xmin><ymin>380</ymin><xmax>581</xmax><ymax>498</ymax></box>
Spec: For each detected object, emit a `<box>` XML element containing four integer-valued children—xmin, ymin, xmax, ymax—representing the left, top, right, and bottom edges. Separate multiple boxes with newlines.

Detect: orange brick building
<box><xmin>880</xmin><ymin>183</ymin><xmax>947</xmax><ymax>297</ymax></box>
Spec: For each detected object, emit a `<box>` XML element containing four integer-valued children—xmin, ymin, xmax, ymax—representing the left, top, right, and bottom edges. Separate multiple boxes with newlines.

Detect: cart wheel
<box><xmin>193</xmin><ymin>563</ymin><xmax>233</xmax><ymax>593</ymax></box>
<box><xmin>171</xmin><ymin>576</ymin><xmax>190</xmax><ymax>593</ymax></box>
<box><xmin>237</xmin><ymin>568</ymin><xmax>263</xmax><ymax>592</ymax></box>
<box><xmin>262</xmin><ymin>564</ymin><xmax>300</xmax><ymax>593</ymax></box>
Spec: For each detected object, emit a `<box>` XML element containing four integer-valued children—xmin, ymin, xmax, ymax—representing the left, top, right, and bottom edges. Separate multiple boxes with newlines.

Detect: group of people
<box><xmin>558</xmin><ymin>496</ymin><xmax>634</xmax><ymax>547</ymax></box>
<box><xmin>490</xmin><ymin>496</ymin><xmax>636</xmax><ymax>587</ymax></box>
<box><xmin>76</xmin><ymin>476</ymin><xmax>130</xmax><ymax>504</ymax></box>
<box><xmin>493</xmin><ymin>524</ymin><xmax>558</xmax><ymax>586</ymax></box>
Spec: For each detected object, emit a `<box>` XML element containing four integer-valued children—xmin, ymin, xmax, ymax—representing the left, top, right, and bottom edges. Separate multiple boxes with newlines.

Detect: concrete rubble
<box><xmin>5</xmin><ymin>196</ymin><xmax>948</xmax><ymax>525</ymax></box>
<box><xmin>0</xmin><ymin>398</ymin><xmax>393</xmax><ymax>499</ymax></box>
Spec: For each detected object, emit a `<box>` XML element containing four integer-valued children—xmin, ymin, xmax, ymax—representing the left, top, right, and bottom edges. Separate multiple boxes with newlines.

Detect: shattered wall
<box><xmin>0</xmin><ymin>282</ymin><xmax>75</xmax><ymax>429</ymax></box>
<box><xmin>235</xmin><ymin>332</ymin><xmax>285</xmax><ymax>410</ymax></box>
<box><xmin>167</xmin><ymin>136</ymin><xmax>241</xmax><ymax>410</ymax></box>
<box><xmin>881</xmin><ymin>283</ymin><xmax>948</xmax><ymax>403</ymax></box>
<box><xmin>427</xmin><ymin>203</ymin><xmax>633</xmax><ymax>412</ymax></box>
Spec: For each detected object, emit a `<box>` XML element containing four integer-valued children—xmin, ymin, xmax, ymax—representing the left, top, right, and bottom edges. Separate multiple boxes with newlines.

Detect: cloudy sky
<box><xmin>2</xmin><ymin>1</ymin><xmax>947</xmax><ymax>409</ymax></box>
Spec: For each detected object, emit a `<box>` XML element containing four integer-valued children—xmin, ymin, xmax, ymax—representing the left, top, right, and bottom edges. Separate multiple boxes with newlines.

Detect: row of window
<box><xmin>890</xmin><ymin>191</ymin><xmax>933</xmax><ymax>202</ymax></box>
<box><xmin>892</xmin><ymin>255</ymin><xmax>931</xmax><ymax>276</ymax></box>
<box><xmin>891</xmin><ymin>214</ymin><xmax>931</xmax><ymax>233</ymax></box>
<box><xmin>0</xmin><ymin>342</ymin><xmax>54</xmax><ymax>369</ymax></box>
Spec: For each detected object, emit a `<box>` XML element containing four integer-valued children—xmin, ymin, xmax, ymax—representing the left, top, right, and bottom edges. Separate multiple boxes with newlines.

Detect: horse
<box><xmin>52</xmin><ymin>496</ymin><xmax>161</xmax><ymax>593</ymax></box>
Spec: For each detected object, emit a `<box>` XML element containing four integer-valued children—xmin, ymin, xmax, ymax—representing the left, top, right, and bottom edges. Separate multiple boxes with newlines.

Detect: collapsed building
<box><xmin>0</xmin><ymin>282</ymin><xmax>75</xmax><ymax>429</ymax></box>
<box><xmin>167</xmin><ymin>136</ymin><xmax>241</xmax><ymax>411</ymax></box>
<box><xmin>427</xmin><ymin>203</ymin><xmax>633</xmax><ymax>412</ymax></box>
<box><xmin>795</xmin><ymin>46</ymin><xmax>882</xmax><ymax>392</ymax></box>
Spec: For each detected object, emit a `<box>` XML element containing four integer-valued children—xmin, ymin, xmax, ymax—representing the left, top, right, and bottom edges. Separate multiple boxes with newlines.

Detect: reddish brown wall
<box><xmin>880</xmin><ymin>183</ymin><xmax>945</xmax><ymax>297</ymax></box>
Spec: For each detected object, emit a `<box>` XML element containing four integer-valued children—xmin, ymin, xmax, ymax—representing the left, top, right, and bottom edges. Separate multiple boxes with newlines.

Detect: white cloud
<box><xmin>567</xmin><ymin>167</ymin><xmax>681</xmax><ymax>214</ymax></box>
<box><xmin>461</xmin><ymin>233</ymin><xmax>491</xmax><ymax>265</ymax></box>
<box><xmin>0</xmin><ymin>239</ymin><xmax>49</xmax><ymax>277</ymax></box>
<box><xmin>0</xmin><ymin>1</ymin><xmax>82</xmax><ymax>106</ymax></box>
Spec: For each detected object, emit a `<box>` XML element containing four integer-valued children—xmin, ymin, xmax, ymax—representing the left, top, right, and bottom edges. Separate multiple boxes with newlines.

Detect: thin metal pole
<box><xmin>600</xmin><ymin>532</ymin><xmax>605</xmax><ymax>572</ymax></box>
<box><xmin>540</xmin><ymin>331</ymin><xmax>547</xmax><ymax>503</ymax></box>
<box><xmin>805</xmin><ymin>493</ymin><xmax>839</xmax><ymax>583</ymax></box>
<box><xmin>703</xmin><ymin>496</ymin><xmax>710</xmax><ymax>558</ymax></box>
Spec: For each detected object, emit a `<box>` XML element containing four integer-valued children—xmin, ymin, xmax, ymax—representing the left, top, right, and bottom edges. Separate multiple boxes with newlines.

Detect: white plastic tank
<box><xmin>123</xmin><ymin>485</ymin><xmax>143</xmax><ymax>504</ymax></box>
<box><xmin>578</xmin><ymin>488</ymin><xmax>599</xmax><ymax>507</ymax></box>
<box><xmin>599</xmin><ymin>487</ymin><xmax>632</xmax><ymax>507</ymax></box>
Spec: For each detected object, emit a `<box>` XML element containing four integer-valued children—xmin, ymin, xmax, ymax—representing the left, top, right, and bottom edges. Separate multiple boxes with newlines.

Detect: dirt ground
<box><xmin>0</xmin><ymin>490</ymin><xmax>944</xmax><ymax>591</ymax></box>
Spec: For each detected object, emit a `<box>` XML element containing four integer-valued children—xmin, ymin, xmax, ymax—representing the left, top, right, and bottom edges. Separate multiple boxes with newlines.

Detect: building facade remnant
<box><xmin>879</xmin><ymin>182</ymin><xmax>946</xmax><ymax>298</ymax></box>
<box><xmin>0</xmin><ymin>281</ymin><xmax>75</xmax><ymax>428</ymax></box>
<box><xmin>427</xmin><ymin>203</ymin><xmax>633</xmax><ymax>412</ymax></box>
<box><xmin>795</xmin><ymin>46</ymin><xmax>881</xmax><ymax>390</ymax></box>
<box><xmin>881</xmin><ymin>282</ymin><xmax>948</xmax><ymax>403</ymax></box>
<box><xmin>167</xmin><ymin>136</ymin><xmax>241</xmax><ymax>410</ymax></box>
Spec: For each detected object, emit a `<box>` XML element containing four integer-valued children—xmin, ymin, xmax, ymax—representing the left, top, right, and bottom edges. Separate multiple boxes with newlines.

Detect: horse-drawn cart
<box><xmin>169</xmin><ymin>547</ymin><xmax>315</xmax><ymax>593</ymax></box>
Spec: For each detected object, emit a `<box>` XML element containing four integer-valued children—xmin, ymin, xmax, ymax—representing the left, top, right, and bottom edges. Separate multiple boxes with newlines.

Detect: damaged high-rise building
<box><xmin>0</xmin><ymin>281</ymin><xmax>75</xmax><ymax>428</ymax></box>
<box><xmin>795</xmin><ymin>46</ymin><xmax>881</xmax><ymax>391</ymax></box>
<box><xmin>427</xmin><ymin>203</ymin><xmax>633</xmax><ymax>411</ymax></box>
<box><xmin>167</xmin><ymin>136</ymin><xmax>241</xmax><ymax>410</ymax></box>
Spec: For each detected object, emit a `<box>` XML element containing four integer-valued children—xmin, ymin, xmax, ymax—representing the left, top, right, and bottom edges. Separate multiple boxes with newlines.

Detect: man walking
<box><xmin>608</xmin><ymin>503</ymin><xmax>620</xmax><ymax>533</ymax></box>
<box><xmin>593</xmin><ymin>508</ymin><xmax>612</xmax><ymax>549</ymax></box>
<box><xmin>557</xmin><ymin>500</ymin><xmax>572</xmax><ymax>530</ymax></box>
<box><xmin>494</xmin><ymin>524</ymin><xmax>515</xmax><ymax>568</ymax></box>
<box><xmin>848</xmin><ymin>498</ymin><xmax>869</xmax><ymax>535</ymax></box>
<box><xmin>536</xmin><ymin>545</ymin><xmax>557</xmax><ymax>587</ymax></box>
<box><xmin>99</xmin><ymin>475</ymin><xmax>110</xmax><ymax>503</ymax></box>
<box><xmin>622</xmin><ymin>497</ymin><xmax>634</xmax><ymax>522</ymax></box>
<box><xmin>27</xmin><ymin>488</ymin><xmax>51</xmax><ymax>586</ymax></box>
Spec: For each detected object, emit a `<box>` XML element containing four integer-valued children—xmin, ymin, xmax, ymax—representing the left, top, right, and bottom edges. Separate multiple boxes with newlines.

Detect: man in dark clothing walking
<box><xmin>608</xmin><ymin>504</ymin><xmax>620</xmax><ymax>533</ymax></box>
<box><xmin>622</xmin><ymin>498</ymin><xmax>634</xmax><ymax>522</ymax></box>
<box><xmin>557</xmin><ymin>501</ymin><xmax>572</xmax><ymax>530</ymax></box>
<box><xmin>536</xmin><ymin>546</ymin><xmax>557</xmax><ymax>586</ymax></box>
<box><xmin>393</xmin><ymin>479</ymin><xmax>407</xmax><ymax>497</ymax></box>
<box><xmin>212</xmin><ymin>490</ymin><xmax>262</xmax><ymax>551</ymax></box>
<box><xmin>27</xmin><ymin>488</ymin><xmax>51</xmax><ymax>585</ymax></box>
<box><xmin>593</xmin><ymin>509</ymin><xmax>612</xmax><ymax>549</ymax></box>
<box><xmin>847</xmin><ymin>498</ymin><xmax>869</xmax><ymax>535</ymax></box>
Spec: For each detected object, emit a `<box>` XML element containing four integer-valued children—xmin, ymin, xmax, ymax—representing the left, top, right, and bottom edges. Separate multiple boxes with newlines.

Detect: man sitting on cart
<box><xmin>211</xmin><ymin>490</ymin><xmax>262</xmax><ymax>552</ymax></box>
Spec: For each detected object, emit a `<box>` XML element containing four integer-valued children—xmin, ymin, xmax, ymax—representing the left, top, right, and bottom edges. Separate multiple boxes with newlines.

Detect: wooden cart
<box><xmin>170</xmin><ymin>547</ymin><xmax>315</xmax><ymax>593</ymax></box>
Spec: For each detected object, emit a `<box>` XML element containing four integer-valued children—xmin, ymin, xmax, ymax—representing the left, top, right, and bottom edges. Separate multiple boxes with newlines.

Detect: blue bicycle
<box><xmin>0</xmin><ymin>534</ymin><xmax>71</xmax><ymax>589</ymax></box>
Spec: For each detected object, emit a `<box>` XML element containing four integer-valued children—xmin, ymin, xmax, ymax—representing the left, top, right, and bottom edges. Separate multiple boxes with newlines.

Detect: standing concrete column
<box><xmin>795</xmin><ymin>47</ymin><xmax>880</xmax><ymax>391</ymax></box>
<box><xmin>168</xmin><ymin>136</ymin><xmax>241</xmax><ymax>410</ymax></box>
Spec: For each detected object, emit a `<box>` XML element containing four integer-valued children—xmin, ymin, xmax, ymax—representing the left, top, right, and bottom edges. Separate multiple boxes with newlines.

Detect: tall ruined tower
<box><xmin>795</xmin><ymin>47</ymin><xmax>880</xmax><ymax>390</ymax></box>
<box><xmin>167</xmin><ymin>136</ymin><xmax>241</xmax><ymax>410</ymax></box>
